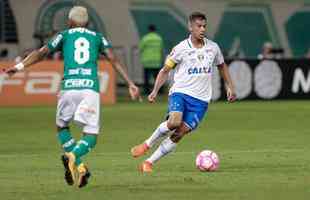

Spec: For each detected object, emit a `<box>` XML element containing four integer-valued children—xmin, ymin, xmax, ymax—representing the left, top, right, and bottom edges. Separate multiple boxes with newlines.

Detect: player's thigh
<box><xmin>74</xmin><ymin>90</ymin><xmax>100</xmax><ymax>133</ymax></box>
<box><xmin>167</xmin><ymin>93</ymin><xmax>185</xmax><ymax>128</ymax></box>
<box><xmin>56</xmin><ymin>90</ymin><xmax>81</xmax><ymax>127</ymax></box>
<box><xmin>168</xmin><ymin>111</ymin><xmax>183</xmax><ymax>128</ymax></box>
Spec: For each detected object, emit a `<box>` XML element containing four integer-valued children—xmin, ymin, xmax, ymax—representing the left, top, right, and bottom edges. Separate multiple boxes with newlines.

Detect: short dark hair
<box><xmin>189</xmin><ymin>12</ymin><xmax>206</xmax><ymax>23</ymax></box>
<box><xmin>148</xmin><ymin>24</ymin><xmax>156</xmax><ymax>32</ymax></box>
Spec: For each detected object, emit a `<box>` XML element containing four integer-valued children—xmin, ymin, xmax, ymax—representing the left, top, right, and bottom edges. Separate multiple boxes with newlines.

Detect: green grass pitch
<box><xmin>0</xmin><ymin>100</ymin><xmax>309</xmax><ymax>200</ymax></box>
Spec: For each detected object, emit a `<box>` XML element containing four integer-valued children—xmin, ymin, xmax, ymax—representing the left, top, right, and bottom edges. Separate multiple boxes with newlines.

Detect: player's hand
<box><xmin>226</xmin><ymin>87</ymin><xmax>236</xmax><ymax>103</ymax></box>
<box><xmin>2</xmin><ymin>66</ymin><xmax>18</xmax><ymax>77</ymax></box>
<box><xmin>128</xmin><ymin>84</ymin><xmax>142</xmax><ymax>101</ymax></box>
<box><xmin>148</xmin><ymin>91</ymin><xmax>157</xmax><ymax>103</ymax></box>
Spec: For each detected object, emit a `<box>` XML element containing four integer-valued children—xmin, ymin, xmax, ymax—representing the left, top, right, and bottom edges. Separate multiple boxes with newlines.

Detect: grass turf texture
<box><xmin>0</xmin><ymin>100</ymin><xmax>309</xmax><ymax>200</ymax></box>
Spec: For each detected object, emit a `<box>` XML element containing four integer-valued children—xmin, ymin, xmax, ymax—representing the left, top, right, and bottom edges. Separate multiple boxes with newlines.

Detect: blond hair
<box><xmin>68</xmin><ymin>6</ymin><xmax>89</xmax><ymax>26</ymax></box>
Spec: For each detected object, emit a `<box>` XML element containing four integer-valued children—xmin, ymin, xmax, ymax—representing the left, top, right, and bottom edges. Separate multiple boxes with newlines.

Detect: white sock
<box><xmin>146</xmin><ymin>137</ymin><xmax>177</xmax><ymax>164</ymax></box>
<box><xmin>145</xmin><ymin>121</ymin><xmax>170</xmax><ymax>148</ymax></box>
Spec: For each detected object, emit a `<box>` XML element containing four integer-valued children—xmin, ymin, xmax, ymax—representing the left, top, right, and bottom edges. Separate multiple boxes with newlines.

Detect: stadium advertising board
<box><xmin>212</xmin><ymin>59</ymin><xmax>310</xmax><ymax>101</ymax></box>
<box><xmin>0</xmin><ymin>61</ymin><xmax>115</xmax><ymax>106</ymax></box>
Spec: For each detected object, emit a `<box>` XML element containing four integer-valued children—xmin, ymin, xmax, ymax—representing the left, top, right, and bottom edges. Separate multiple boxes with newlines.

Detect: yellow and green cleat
<box><xmin>77</xmin><ymin>163</ymin><xmax>91</xmax><ymax>188</ymax></box>
<box><xmin>61</xmin><ymin>154</ymin><xmax>74</xmax><ymax>185</ymax></box>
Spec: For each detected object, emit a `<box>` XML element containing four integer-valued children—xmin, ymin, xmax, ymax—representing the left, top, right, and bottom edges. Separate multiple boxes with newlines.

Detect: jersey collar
<box><xmin>187</xmin><ymin>35</ymin><xmax>207</xmax><ymax>49</ymax></box>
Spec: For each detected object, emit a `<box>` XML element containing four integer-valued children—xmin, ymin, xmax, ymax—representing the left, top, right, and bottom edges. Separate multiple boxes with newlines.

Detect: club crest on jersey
<box><xmin>197</xmin><ymin>54</ymin><xmax>204</xmax><ymax>61</ymax></box>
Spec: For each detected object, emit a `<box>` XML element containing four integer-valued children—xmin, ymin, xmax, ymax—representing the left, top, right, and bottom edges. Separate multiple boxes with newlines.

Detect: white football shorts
<box><xmin>56</xmin><ymin>89</ymin><xmax>100</xmax><ymax>134</ymax></box>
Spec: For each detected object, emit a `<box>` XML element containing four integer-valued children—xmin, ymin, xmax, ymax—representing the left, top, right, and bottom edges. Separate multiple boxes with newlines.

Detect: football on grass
<box><xmin>196</xmin><ymin>150</ymin><xmax>219</xmax><ymax>172</ymax></box>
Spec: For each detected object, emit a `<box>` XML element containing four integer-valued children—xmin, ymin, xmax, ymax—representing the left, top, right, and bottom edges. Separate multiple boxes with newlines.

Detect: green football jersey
<box><xmin>47</xmin><ymin>27</ymin><xmax>112</xmax><ymax>92</ymax></box>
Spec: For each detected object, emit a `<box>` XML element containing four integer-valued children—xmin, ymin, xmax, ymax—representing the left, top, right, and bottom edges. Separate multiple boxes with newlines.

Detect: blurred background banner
<box><xmin>1</xmin><ymin>59</ymin><xmax>308</xmax><ymax>105</ymax></box>
<box><xmin>0</xmin><ymin>61</ymin><xmax>116</xmax><ymax>106</ymax></box>
<box><xmin>213</xmin><ymin>59</ymin><xmax>310</xmax><ymax>101</ymax></box>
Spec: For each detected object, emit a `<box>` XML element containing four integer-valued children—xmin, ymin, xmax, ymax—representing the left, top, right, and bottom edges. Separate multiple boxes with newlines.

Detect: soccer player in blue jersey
<box><xmin>131</xmin><ymin>12</ymin><xmax>236</xmax><ymax>172</ymax></box>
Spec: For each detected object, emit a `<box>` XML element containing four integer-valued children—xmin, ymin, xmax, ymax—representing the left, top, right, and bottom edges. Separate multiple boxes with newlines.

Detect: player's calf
<box><xmin>170</xmin><ymin>122</ymin><xmax>191</xmax><ymax>143</ymax></box>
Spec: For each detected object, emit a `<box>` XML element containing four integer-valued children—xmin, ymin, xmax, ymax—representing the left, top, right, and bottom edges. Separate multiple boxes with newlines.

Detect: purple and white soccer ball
<box><xmin>195</xmin><ymin>150</ymin><xmax>220</xmax><ymax>172</ymax></box>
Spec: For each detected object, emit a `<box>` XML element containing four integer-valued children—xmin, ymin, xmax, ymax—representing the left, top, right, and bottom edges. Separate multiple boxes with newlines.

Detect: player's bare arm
<box><xmin>3</xmin><ymin>46</ymin><xmax>49</xmax><ymax>76</ymax></box>
<box><xmin>148</xmin><ymin>65</ymin><xmax>171</xmax><ymax>103</ymax></box>
<box><xmin>105</xmin><ymin>48</ymin><xmax>140</xmax><ymax>100</ymax></box>
<box><xmin>218</xmin><ymin>63</ymin><xmax>236</xmax><ymax>102</ymax></box>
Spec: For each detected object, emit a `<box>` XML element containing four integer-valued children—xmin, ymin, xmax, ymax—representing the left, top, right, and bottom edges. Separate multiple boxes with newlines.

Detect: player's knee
<box><xmin>167</xmin><ymin>121</ymin><xmax>181</xmax><ymax>130</ymax></box>
<box><xmin>167</xmin><ymin>116</ymin><xmax>182</xmax><ymax>129</ymax></box>
<box><xmin>57</xmin><ymin>126</ymin><xmax>69</xmax><ymax>132</ymax></box>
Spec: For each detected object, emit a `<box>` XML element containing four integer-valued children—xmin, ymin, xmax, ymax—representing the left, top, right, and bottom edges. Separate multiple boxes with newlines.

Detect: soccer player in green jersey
<box><xmin>3</xmin><ymin>6</ymin><xmax>140</xmax><ymax>187</ymax></box>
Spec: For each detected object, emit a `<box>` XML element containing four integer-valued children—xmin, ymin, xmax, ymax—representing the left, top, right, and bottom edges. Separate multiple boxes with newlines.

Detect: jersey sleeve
<box><xmin>165</xmin><ymin>46</ymin><xmax>183</xmax><ymax>69</ymax></box>
<box><xmin>47</xmin><ymin>32</ymin><xmax>64</xmax><ymax>53</ymax></box>
<box><xmin>214</xmin><ymin>44</ymin><xmax>225</xmax><ymax>66</ymax></box>
<box><xmin>100</xmin><ymin>35</ymin><xmax>112</xmax><ymax>54</ymax></box>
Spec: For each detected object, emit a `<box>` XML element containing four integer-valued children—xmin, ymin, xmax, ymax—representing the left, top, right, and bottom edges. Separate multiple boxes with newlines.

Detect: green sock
<box><xmin>57</xmin><ymin>128</ymin><xmax>82</xmax><ymax>165</ymax></box>
<box><xmin>75</xmin><ymin>157</ymin><xmax>82</xmax><ymax>166</ymax></box>
<box><xmin>72</xmin><ymin>135</ymin><xmax>97</xmax><ymax>159</ymax></box>
<box><xmin>58</xmin><ymin>129</ymin><xmax>75</xmax><ymax>152</ymax></box>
